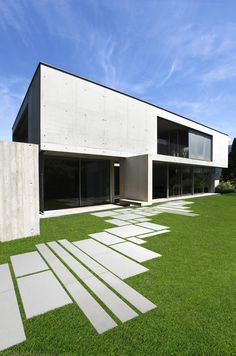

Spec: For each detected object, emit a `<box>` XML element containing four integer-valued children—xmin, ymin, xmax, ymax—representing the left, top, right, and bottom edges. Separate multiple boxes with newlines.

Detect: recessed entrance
<box><xmin>43</xmin><ymin>155</ymin><xmax>110</xmax><ymax>210</ymax></box>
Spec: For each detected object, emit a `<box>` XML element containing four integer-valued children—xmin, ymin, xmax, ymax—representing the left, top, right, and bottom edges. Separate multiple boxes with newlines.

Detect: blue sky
<box><xmin>0</xmin><ymin>0</ymin><xmax>236</xmax><ymax>142</ymax></box>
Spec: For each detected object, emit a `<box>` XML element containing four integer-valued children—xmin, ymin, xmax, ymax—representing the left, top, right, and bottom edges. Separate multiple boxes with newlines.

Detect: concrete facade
<box><xmin>12</xmin><ymin>63</ymin><xmax>229</xmax><ymax>209</ymax></box>
<box><xmin>0</xmin><ymin>141</ymin><xmax>39</xmax><ymax>242</ymax></box>
<box><xmin>38</xmin><ymin>64</ymin><xmax>228</xmax><ymax>168</ymax></box>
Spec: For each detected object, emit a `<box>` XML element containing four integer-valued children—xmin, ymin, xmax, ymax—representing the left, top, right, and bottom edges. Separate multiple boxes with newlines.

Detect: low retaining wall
<box><xmin>0</xmin><ymin>141</ymin><xmax>40</xmax><ymax>242</ymax></box>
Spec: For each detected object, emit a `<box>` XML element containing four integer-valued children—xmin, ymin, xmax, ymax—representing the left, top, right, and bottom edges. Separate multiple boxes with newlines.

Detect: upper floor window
<box><xmin>157</xmin><ymin>117</ymin><xmax>212</xmax><ymax>162</ymax></box>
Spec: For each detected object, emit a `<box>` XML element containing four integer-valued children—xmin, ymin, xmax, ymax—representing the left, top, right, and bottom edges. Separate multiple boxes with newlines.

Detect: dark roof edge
<box><xmin>12</xmin><ymin>63</ymin><xmax>41</xmax><ymax>130</ymax></box>
<box><xmin>14</xmin><ymin>61</ymin><xmax>228</xmax><ymax>136</ymax></box>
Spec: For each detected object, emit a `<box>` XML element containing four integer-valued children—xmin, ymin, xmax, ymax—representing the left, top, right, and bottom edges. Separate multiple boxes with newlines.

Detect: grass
<box><xmin>0</xmin><ymin>194</ymin><xmax>236</xmax><ymax>355</ymax></box>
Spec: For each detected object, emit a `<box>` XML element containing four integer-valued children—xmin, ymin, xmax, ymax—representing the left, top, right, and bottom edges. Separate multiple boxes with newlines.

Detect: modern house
<box><xmin>12</xmin><ymin>62</ymin><xmax>228</xmax><ymax>213</ymax></box>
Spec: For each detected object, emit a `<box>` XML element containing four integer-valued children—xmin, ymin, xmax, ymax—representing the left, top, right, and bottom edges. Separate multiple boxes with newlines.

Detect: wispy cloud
<box><xmin>157</xmin><ymin>61</ymin><xmax>176</xmax><ymax>88</ymax></box>
<box><xmin>203</xmin><ymin>60</ymin><xmax>236</xmax><ymax>83</ymax></box>
<box><xmin>0</xmin><ymin>76</ymin><xmax>26</xmax><ymax>140</ymax></box>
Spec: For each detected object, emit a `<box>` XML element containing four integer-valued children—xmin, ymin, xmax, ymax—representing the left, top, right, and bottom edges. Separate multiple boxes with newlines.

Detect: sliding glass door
<box><xmin>153</xmin><ymin>163</ymin><xmax>167</xmax><ymax>198</ymax></box>
<box><xmin>81</xmin><ymin>159</ymin><xmax>110</xmax><ymax>206</ymax></box>
<box><xmin>152</xmin><ymin>162</ymin><xmax>213</xmax><ymax>199</ymax></box>
<box><xmin>169</xmin><ymin>166</ymin><xmax>182</xmax><ymax>197</ymax></box>
<box><xmin>43</xmin><ymin>155</ymin><xmax>110</xmax><ymax>210</ymax></box>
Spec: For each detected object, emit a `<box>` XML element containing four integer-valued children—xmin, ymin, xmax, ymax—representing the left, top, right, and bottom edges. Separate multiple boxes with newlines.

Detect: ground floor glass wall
<box><xmin>153</xmin><ymin>162</ymin><xmax>213</xmax><ymax>199</ymax></box>
<box><xmin>43</xmin><ymin>156</ymin><xmax>110</xmax><ymax>210</ymax></box>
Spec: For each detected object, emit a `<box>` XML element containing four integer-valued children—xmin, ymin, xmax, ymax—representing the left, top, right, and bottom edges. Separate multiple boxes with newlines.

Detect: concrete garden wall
<box><xmin>0</xmin><ymin>141</ymin><xmax>40</xmax><ymax>242</ymax></box>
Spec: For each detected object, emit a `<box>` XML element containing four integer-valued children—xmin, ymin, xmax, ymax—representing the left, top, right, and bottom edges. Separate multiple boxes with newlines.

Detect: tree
<box><xmin>222</xmin><ymin>138</ymin><xmax>236</xmax><ymax>184</ymax></box>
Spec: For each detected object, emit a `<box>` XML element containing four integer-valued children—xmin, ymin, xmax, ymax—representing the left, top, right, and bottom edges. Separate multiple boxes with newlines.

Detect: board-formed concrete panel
<box><xmin>0</xmin><ymin>141</ymin><xmax>39</xmax><ymax>242</ymax></box>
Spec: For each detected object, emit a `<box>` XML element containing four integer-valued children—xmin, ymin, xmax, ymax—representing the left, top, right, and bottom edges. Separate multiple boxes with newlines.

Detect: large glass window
<box><xmin>153</xmin><ymin>163</ymin><xmax>167</xmax><ymax>198</ymax></box>
<box><xmin>43</xmin><ymin>156</ymin><xmax>110</xmax><ymax>210</ymax></box>
<box><xmin>194</xmin><ymin>167</ymin><xmax>212</xmax><ymax>193</ymax></box>
<box><xmin>157</xmin><ymin>117</ymin><xmax>212</xmax><ymax>161</ymax></box>
<box><xmin>44</xmin><ymin>156</ymin><xmax>79</xmax><ymax>210</ymax></box>
<box><xmin>158</xmin><ymin>117</ymin><xmax>189</xmax><ymax>158</ymax></box>
<box><xmin>169</xmin><ymin>166</ymin><xmax>182</xmax><ymax>197</ymax></box>
<box><xmin>182</xmin><ymin>167</ymin><xmax>193</xmax><ymax>195</ymax></box>
<box><xmin>152</xmin><ymin>162</ymin><xmax>213</xmax><ymax>199</ymax></box>
<box><xmin>81</xmin><ymin>159</ymin><xmax>110</xmax><ymax>206</ymax></box>
<box><xmin>189</xmin><ymin>130</ymin><xmax>212</xmax><ymax>161</ymax></box>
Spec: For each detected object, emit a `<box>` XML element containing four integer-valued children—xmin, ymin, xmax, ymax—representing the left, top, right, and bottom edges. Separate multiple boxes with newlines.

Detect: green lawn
<box><xmin>0</xmin><ymin>194</ymin><xmax>236</xmax><ymax>355</ymax></box>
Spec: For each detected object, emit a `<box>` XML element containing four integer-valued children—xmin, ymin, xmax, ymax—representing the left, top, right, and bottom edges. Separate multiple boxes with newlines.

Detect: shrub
<box><xmin>215</xmin><ymin>181</ymin><xmax>235</xmax><ymax>194</ymax></box>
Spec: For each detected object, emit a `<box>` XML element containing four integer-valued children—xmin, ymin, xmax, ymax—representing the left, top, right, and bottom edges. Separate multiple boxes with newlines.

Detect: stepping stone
<box><xmin>74</xmin><ymin>239</ymin><xmax>111</xmax><ymax>257</ymax></box>
<box><xmin>105</xmin><ymin>219</ymin><xmax>130</xmax><ymax>226</ymax></box>
<box><xmin>156</xmin><ymin>208</ymin><xmax>198</xmax><ymax>216</ymax></box>
<box><xmin>0</xmin><ymin>264</ymin><xmax>26</xmax><ymax>352</ymax></box>
<box><xmin>36</xmin><ymin>244</ymin><xmax>117</xmax><ymax>334</ymax></box>
<box><xmin>131</xmin><ymin>211</ymin><xmax>157</xmax><ymax>217</ymax></box>
<box><xmin>137</xmin><ymin>222</ymin><xmax>169</xmax><ymax>231</ymax></box>
<box><xmin>48</xmin><ymin>242</ymin><xmax>137</xmax><ymax>323</ymax></box>
<box><xmin>106</xmin><ymin>225</ymin><xmax>153</xmax><ymax>238</ymax></box>
<box><xmin>113</xmin><ymin>213</ymin><xmax>143</xmax><ymax>221</ymax></box>
<box><xmin>17</xmin><ymin>270</ymin><xmax>72</xmax><ymax>319</ymax></box>
<box><xmin>89</xmin><ymin>232</ymin><xmax>124</xmax><ymax>245</ymax></box>
<box><xmin>73</xmin><ymin>240</ymin><xmax>148</xmax><ymax>279</ymax></box>
<box><xmin>131</xmin><ymin>217</ymin><xmax>151</xmax><ymax>222</ymax></box>
<box><xmin>126</xmin><ymin>237</ymin><xmax>147</xmax><ymax>245</ymax></box>
<box><xmin>59</xmin><ymin>240</ymin><xmax>108</xmax><ymax>275</ymax></box>
<box><xmin>138</xmin><ymin>230</ymin><xmax>170</xmax><ymax>238</ymax></box>
<box><xmin>111</xmin><ymin>242</ymin><xmax>161</xmax><ymax>262</ymax></box>
<box><xmin>91</xmin><ymin>211</ymin><xmax>118</xmax><ymax>217</ymax></box>
<box><xmin>59</xmin><ymin>240</ymin><xmax>156</xmax><ymax>313</ymax></box>
<box><xmin>101</xmin><ymin>272</ymin><xmax>156</xmax><ymax>313</ymax></box>
<box><xmin>11</xmin><ymin>251</ymin><xmax>49</xmax><ymax>278</ymax></box>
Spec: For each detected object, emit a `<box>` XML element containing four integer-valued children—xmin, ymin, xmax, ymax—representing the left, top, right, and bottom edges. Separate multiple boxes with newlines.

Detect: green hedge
<box><xmin>215</xmin><ymin>181</ymin><xmax>235</xmax><ymax>194</ymax></box>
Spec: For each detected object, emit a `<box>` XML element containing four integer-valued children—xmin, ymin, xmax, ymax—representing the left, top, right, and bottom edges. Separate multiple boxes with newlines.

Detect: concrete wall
<box><xmin>12</xmin><ymin>67</ymin><xmax>40</xmax><ymax>144</ymax></box>
<box><xmin>120</xmin><ymin>155</ymin><xmax>152</xmax><ymax>203</ymax></box>
<box><xmin>0</xmin><ymin>142</ymin><xmax>40</xmax><ymax>242</ymax></box>
<box><xmin>40</xmin><ymin>64</ymin><xmax>228</xmax><ymax>168</ymax></box>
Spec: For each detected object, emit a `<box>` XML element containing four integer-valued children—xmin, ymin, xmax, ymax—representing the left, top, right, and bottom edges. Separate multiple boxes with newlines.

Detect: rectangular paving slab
<box><xmin>36</xmin><ymin>243</ymin><xmax>117</xmax><ymax>334</ymax></box>
<box><xmin>89</xmin><ymin>232</ymin><xmax>124</xmax><ymax>245</ymax></box>
<box><xmin>111</xmin><ymin>242</ymin><xmax>161</xmax><ymax>262</ymax></box>
<box><xmin>0</xmin><ymin>264</ymin><xmax>26</xmax><ymax>352</ymax></box>
<box><xmin>126</xmin><ymin>237</ymin><xmax>147</xmax><ymax>244</ymax></box>
<box><xmin>131</xmin><ymin>217</ymin><xmax>151</xmax><ymax>222</ymax></box>
<box><xmin>59</xmin><ymin>240</ymin><xmax>156</xmax><ymax>313</ymax></box>
<box><xmin>48</xmin><ymin>241</ymin><xmax>137</xmax><ymax>323</ymax></box>
<box><xmin>138</xmin><ymin>230</ymin><xmax>171</xmax><ymax>238</ymax></box>
<box><xmin>73</xmin><ymin>240</ymin><xmax>148</xmax><ymax>279</ymax></box>
<box><xmin>59</xmin><ymin>240</ymin><xmax>108</xmax><ymax>276</ymax></box>
<box><xmin>105</xmin><ymin>219</ymin><xmax>130</xmax><ymax>226</ymax></box>
<box><xmin>11</xmin><ymin>251</ymin><xmax>49</xmax><ymax>278</ymax></box>
<box><xmin>105</xmin><ymin>225</ymin><xmax>153</xmax><ymax>238</ymax></box>
<box><xmin>17</xmin><ymin>270</ymin><xmax>73</xmax><ymax>319</ymax></box>
<box><xmin>101</xmin><ymin>272</ymin><xmax>156</xmax><ymax>313</ymax></box>
<box><xmin>137</xmin><ymin>222</ymin><xmax>170</xmax><ymax>231</ymax></box>
<box><xmin>113</xmin><ymin>213</ymin><xmax>144</xmax><ymax>221</ymax></box>
<box><xmin>91</xmin><ymin>211</ymin><xmax>119</xmax><ymax>217</ymax></box>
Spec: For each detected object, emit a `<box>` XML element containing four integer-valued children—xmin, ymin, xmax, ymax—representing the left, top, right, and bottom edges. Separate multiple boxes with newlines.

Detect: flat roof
<box><xmin>13</xmin><ymin>61</ymin><xmax>228</xmax><ymax>136</ymax></box>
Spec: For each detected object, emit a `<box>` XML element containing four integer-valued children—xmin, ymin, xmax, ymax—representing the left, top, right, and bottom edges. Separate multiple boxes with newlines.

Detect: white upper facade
<box><xmin>13</xmin><ymin>63</ymin><xmax>228</xmax><ymax>168</ymax></box>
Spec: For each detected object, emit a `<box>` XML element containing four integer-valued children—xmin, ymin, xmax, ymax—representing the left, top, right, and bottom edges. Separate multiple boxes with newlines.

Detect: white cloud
<box><xmin>0</xmin><ymin>77</ymin><xmax>27</xmax><ymax>140</ymax></box>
